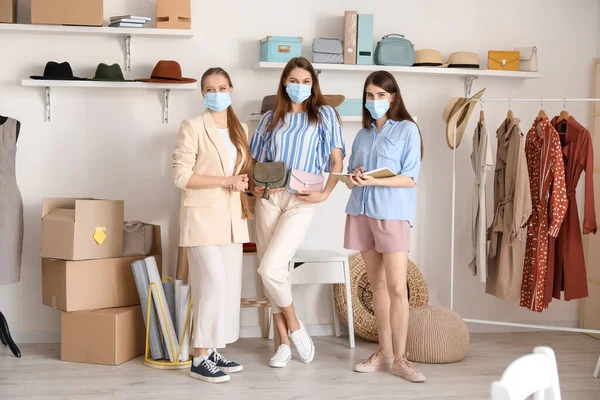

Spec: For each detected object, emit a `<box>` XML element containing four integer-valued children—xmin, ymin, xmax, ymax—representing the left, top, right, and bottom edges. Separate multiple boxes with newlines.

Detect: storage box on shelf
<box><xmin>157</xmin><ymin>0</ymin><xmax>191</xmax><ymax>29</ymax></box>
<box><xmin>61</xmin><ymin>305</ymin><xmax>146</xmax><ymax>365</ymax></box>
<box><xmin>260</xmin><ymin>36</ymin><xmax>303</xmax><ymax>63</ymax></box>
<box><xmin>31</xmin><ymin>0</ymin><xmax>103</xmax><ymax>27</ymax></box>
<box><xmin>0</xmin><ymin>0</ymin><xmax>16</xmax><ymax>23</ymax></box>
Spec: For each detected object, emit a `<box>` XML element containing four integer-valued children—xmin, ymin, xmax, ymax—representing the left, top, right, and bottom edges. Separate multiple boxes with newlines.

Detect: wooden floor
<box><xmin>1</xmin><ymin>332</ymin><xmax>599</xmax><ymax>399</ymax></box>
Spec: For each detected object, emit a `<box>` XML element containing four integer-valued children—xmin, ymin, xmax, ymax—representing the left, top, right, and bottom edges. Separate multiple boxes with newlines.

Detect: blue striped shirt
<box><xmin>250</xmin><ymin>105</ymin><xmax>345</xmax><ymax>174</ymax></box>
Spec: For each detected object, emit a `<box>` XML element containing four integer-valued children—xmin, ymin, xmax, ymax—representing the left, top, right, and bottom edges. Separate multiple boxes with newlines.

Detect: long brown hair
<box><xmin>268</xmin><ymin>57</ymin><xmax>334</xmax><ymax>132</ymax></box>
<box><xmin>362</xmin><ymin>71</ymin><xmax>424</xmax><ymax>158</ymax></box>
<box><xmin>201</xmin><ymin>67</ymin><xmax>252</xmax><ymax>219</ymax></box>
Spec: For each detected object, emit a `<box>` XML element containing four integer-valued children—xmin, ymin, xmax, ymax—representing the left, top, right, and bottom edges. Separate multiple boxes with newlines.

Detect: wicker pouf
<box><xmin>406</xmin><ymin>306</ymin><xmax>470</xmax><ymax>364</ymax></box>
<box><xmin>333</xmin><ymin>253</ymin><xmax>428</xmax><ymax>342</ymax></box>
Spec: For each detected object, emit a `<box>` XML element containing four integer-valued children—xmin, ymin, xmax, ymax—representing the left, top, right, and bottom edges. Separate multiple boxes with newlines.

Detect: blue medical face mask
<box><xmin>365</xmin><ymin>99</ymin><xmax>391</xmax><ymax>120</ymax></box>
<box><xmin>204</xmin><ymin>92</ymin><xmax>232</xmax><ymax>112</ymax></box>
<box><xmin>286</xmin><ymin>83</ymin><xmax>312</xmax><ymax>104</ymax></box>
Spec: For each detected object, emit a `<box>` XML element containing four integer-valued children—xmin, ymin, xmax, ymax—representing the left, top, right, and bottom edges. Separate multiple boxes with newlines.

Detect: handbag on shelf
<box><xmin>374</xmin><ymin>34</ymin><xmax>415</xmax><ymax>66</ymax></box>
<box><xmin>312</xmin><ymin>38</ymin><xmax>344</xmax><ymax>64</ymax></box>
<box><xmin>487</xmin><ymin>50</ymin><xmax>520</xmax><ymax>71</ymax></box>
<box><xmin>515</xmin><ymin>46</ymin><xmax>538</xmax><ymax>72</ymax></box>
<box><xmin>123</xmin><ymin>221</ymin><xmax>154</xmax><ymax>257</ymax></box>
<box><xmin>287</xmin><ymin>168</ymin><xmax>325</xmax><ymax>194</ymax></box>
<box><xmin>253</xmin><ymin>161</ymin><xmax>288</xmax><ymax>200</ymax></box>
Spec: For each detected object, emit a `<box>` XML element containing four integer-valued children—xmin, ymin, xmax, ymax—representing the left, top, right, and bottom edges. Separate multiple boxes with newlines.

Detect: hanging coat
<box><xmin>469</xmin><ymin>121</ymin><xmax>494</xmax><ymax>282</ymax></box>
<box><xmin>545</xmin><ymin>116</ymin><xmax>597</xmax><ymax>305</ymax></box>
<box><xmin>486</xmin><ymin>118</ymin><xmax>532</xmax><ymax>300</ymax></box>
<box><xmin>521</xmin><ymin>116</ymin><xmax>568</xmax><ymax>312</ymax></box>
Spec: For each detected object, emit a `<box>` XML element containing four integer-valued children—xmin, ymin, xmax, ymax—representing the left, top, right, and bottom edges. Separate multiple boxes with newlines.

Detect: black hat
<box><xmin>92</xmin><ymin>63</ymin><xmax>133</xmax><ymax>81</ymax></box>
<box><xmin>30</xmin><ymin>61</ymin><xmax>87</xmax><ymax>80</ymax></box>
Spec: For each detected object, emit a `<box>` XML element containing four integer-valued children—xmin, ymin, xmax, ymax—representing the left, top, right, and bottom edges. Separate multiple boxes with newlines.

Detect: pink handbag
<box><xmin>287</xmin><ymin>168</ymin><xmax>325</xmax><ymax>194</ymax></box>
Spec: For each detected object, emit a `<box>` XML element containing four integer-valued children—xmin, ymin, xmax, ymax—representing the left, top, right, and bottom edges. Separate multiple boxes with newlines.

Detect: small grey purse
<box><xmin>123</xmin><ymin>221</ymin><xmax>154</xmax><ymax>257</ymax></box>
<box><xmin>253</xmin><ymin>161</ymin><xmax>288</xmax><ymax>200</ymax></box>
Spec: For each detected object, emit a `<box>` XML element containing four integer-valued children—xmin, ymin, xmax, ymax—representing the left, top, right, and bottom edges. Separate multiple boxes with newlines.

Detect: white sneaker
<box><xmin>289</xmin><ymin>319</ymin><xmax>315</xmax><ymax>363</ymax></box>
<box><xmin>269</xmin><ymin>344</ymin><xmax>292</xmax><ymax>368</ymax></box>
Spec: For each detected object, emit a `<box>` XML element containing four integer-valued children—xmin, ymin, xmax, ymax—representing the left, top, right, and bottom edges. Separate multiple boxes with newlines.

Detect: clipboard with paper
<box><xmin>332</xmin><ymin>167</ymin><xmax>396</xmax><ymax>185</ymax></box>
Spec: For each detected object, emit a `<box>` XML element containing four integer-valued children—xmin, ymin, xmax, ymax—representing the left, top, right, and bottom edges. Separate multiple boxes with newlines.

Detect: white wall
<box><xmin>1</xmin><ymin>0</ymin><xmax>599</xmax><ymax>342</ymax></box>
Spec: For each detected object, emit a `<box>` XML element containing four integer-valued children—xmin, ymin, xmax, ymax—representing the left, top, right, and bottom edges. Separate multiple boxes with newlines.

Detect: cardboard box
<box><xmin>61</xmin><ymin>306</ymin><xmax>146</xmax><ymax>365</ymax></box>
<box><xmin>156</xmin><ymin>0</ymin><xmax>191</xmax><ymax>29</ymax></box>
<box><xmin>31</xmin><ymin>0</ymin><xmax>103</xmax><ymax>27</ymax></box>
<box><xmin>42</xmin><ymin>198</ymin><xmax>124</xmax><ymax>261</ymax></box>
<box><xmin>0</xmin><ymin>0</ymin><xmax>16</xmax><ymax>23</ymax></box>
<box><xmin>42</xmin><ymin>225</ymin><xmax>162</xmax><ymax>312</ymax></box>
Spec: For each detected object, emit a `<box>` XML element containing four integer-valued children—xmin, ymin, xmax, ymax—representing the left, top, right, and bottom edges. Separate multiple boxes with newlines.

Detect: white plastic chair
<box><xmin>491</xmin><ymin>346</ymin><xmax>561</xmax><ymax>400</ymax></box>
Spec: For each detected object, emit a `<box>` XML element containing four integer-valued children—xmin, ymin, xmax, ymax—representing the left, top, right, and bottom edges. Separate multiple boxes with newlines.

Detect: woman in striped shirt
<box><xmin>250</xmin><ymin>57</ymin><xmax>345</xmax><ymax>368</ymax></box>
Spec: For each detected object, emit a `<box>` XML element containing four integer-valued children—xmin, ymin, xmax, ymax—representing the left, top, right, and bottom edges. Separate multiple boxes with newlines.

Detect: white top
<box><xmin>217</xmin><ymin>128</ymin><xmax>237</xmax><ymax>176</ymax></box>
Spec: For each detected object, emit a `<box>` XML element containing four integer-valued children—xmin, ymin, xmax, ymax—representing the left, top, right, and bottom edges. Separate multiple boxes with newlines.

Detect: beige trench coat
<box><xmin>469</xmin><ymin>121</ymin><xmax>494</xmax><ymax>282</ymax></box>
<box><xmin>486</xmin><ymin>118</ymin><xmax>532</xmax><ymax>300</ymax></box>
<box><xmin>172</xmin><ymin>110</ymin><xmax>250</xmax><ymax>247</ymax></box>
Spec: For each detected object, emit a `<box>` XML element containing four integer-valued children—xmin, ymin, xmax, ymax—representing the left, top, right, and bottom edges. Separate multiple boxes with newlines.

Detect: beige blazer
<box><xmin>172</xmin><ymin>110</ymin><xmax>250</xmax><ymax>247</ymax></box>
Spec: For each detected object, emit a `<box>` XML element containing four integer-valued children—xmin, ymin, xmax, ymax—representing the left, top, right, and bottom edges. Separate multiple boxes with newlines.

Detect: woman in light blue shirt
<box><xmin>250</xmin><ymin>57</ymin><xmax>345</xmax><ymax>368</ymax></box>
<box><xmin>344</xmin><ymin>71</ymin><xmax>425</xmax><ymax>383</ymax></box>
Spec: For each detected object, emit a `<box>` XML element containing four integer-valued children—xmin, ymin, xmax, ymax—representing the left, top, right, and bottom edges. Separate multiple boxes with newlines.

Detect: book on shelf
<box><xmin>110</xmin><ymin>18</ymin><xmax>149</xmax><ymax>24</ymax></box>
<box><xmin>110</xmin><ymin>15</ymin><xmax>152</xmax><ymax>22</ymax></box>
<box><xmin>332</xmin><ymin>167</ymin><xmax>396</xmax><ymax>185</ymax></box>
<box><xmin>109</xmin><ymin>22</ymin><xmax>145</xmax><ymax>28</ymax></box>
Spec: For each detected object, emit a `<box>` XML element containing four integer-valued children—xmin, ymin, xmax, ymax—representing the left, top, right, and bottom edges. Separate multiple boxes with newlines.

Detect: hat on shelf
<box><xmin>442</xmin><ymin>88</ymin><xmax>486</xmax><ymax>149</ymax></box>
<box><xmin>136</xmin><ymin>60</ymin><xmax>196</xmax><ymax>83</ymax></box>
<box><xmin>92</xmin><ymin>63</ymin><xmax>133</xmax><ymax>82</ymax></box>
<box><xmin>30</xmin><ymin>61</ymin><xmax>87</xmax><ymax>80</ymax></box>
<box><xmin>413</xmin><ymin>49</ymin><xmax>448</xmax><ymax>67</ymax></box>
<box><xmin>259</xmin><ymin>94</ymin><xmax>346</xmax><ymax>114</ymax></box>
<box><xmin>446</xmin><ymin>52</ymin><xmax>480</xmax><ymax>69</ymax></box>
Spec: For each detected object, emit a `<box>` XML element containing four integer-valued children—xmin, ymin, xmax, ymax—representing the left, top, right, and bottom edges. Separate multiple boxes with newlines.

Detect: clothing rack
<box><xmin>449</xmin><ymin>96</ymin><xmax>600</xmax><ymax>378</ymax></box>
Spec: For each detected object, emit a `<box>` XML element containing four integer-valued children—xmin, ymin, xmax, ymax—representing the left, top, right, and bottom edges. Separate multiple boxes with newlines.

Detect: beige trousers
<box><xmin>187</xmin><ymin>244</ymin><xmax>242</xmax><ymax>349</ymax></box>
<box><xmin>255</xmin><ymin>191</ymin><xmax>317</xmax><ymax>313</ymax></box>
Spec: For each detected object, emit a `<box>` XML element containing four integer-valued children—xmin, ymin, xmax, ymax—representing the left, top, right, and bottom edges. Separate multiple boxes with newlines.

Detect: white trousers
<box><xmin>255</xmin><ymin>191</ymin><xmax>316</xmax><ymax>313</ymax></box>
<box><xmin>187</xmin><ymin>244</ymin><xmax>242</xmax><ymax>349</ymax></box>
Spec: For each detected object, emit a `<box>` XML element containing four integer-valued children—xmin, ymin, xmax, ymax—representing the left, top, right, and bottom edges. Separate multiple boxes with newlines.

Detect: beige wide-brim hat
<box><xmin>414</xmin><ymin>49</ymin><xmax>449</xmax><ymax>67</ymax></box>
<box><xmin>446</xmin><ymin>52</ymin><xmax>480</xmax><ymax>69</ymax></box>
<box><xmin>442</xmin><ymin>88</ymin><xmax>486</xmax><ymax>149</ymax></box>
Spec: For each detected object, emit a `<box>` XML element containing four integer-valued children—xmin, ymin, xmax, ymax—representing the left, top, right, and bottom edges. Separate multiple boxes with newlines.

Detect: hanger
<box><xmin>479</xmin><ymin>100</ymin><xmax>485</xmax><ymax>122</ymax></box>
<box><xmin>506</xmin><ymin>98</ymin><xmax>514</xmax><ymax>121</ymax></box>
<box><xmin>537</xmin><ymin>98</ymin><xmax>547</xmax><ymax>119</ymax></box>
<box><xmin>557</xmin><ymin>98</ymin><xmax>570</xmax><ymax>123</ymax></box>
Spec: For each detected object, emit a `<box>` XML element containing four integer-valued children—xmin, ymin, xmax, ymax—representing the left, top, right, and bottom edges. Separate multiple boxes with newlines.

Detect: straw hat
<box><xmin>414</xmin><ymin>49</ymin><xmax>448</xmax><ymax>67</ymax></box>
<box><xmin>333</xmin><ymin>253</ymin><xmax>428</xmax><ymax>342</ymax></box>
<box><xmin>446</xmin><ymin>52</ymin><xmax>480</xmax><ymax>69</ymax></box>
<box><xmin>442</xmin><ymin>88</ymin><xmax>486</xmax><ymax>149</ymax></box>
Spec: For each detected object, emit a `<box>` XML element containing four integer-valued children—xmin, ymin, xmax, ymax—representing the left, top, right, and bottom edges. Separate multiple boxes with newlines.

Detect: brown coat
<box><xmin>546</xmin><ymin>116</ymin><xmax>597</xmax><ymax>304</ymax></box>
<box><xmin>521</xmin><ymin>116</ymin><xmax>568</xmax><ymax>312</ymax></box>
<box><xmin>486</xmin><ymin>118</ymin><xmax>532</xmax><ymax>300</ymax></box>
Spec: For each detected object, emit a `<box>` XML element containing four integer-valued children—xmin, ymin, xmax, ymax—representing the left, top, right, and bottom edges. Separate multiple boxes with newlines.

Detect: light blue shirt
<box><xmin>345</xmin><ymin>119</ymin><xmax>421</xmax><ymax>226</ymax></box>
<box><xmin>250</xmin><ymin>105</ymin><xmax>345</xmax><ymax>174</ymax></box>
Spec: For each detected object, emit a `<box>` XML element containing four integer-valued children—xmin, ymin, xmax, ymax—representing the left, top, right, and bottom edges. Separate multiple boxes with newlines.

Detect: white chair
<box><xmin>268</xmin><ymin>249</ymin><xmax>355</xmax><ymax>348</ymax></box>
<box><xmin>491</xmin><ymin>346</ymin><xmax>561</xmax><ymax>400</ymax></box>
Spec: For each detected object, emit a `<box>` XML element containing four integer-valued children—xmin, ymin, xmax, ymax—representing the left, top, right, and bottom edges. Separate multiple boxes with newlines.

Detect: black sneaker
<box><xmin>209</xmin><ymin>349</ymin><xmax>244</xmax><ymax>373</ymax></box>
<box><xmin>189</xmin><ymin>357</ymin><xmax>230</xmax><ymax>383</ymax></box>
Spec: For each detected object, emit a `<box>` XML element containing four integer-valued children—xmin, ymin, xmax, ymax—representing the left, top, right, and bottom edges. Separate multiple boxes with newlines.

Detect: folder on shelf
<box><xmin>344</xmin><ymin>10</ymin><xmax>358</xmax><ymax>64</ymax></box>
<box><xmin>357</xmin><ymin>14</ymin><xmax>374</xmax><ymax>65</ymax></box>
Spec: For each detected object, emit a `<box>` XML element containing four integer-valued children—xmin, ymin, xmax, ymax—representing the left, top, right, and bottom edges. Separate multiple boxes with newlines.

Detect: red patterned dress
<box><xmin>521</xmin><ymin>116</ymin><xmax>568</xmax><ymax>312</ymax></box>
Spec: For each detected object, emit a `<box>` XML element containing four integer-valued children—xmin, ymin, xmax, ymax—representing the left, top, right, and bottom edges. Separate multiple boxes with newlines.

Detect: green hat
<box><xmin>92</xmin><ymin>63</ymin><xmax>133</xmax><ymax>81</ymax></box>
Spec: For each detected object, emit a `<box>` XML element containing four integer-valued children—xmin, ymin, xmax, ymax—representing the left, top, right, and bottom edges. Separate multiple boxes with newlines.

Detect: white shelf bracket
<box><xmin>463</xmin><ymin>76</ymin><xmax>477</xmax><ymax>97</ymax></box>
<box><xmin>163</xmin><ymin>89</ymin><xmax>171</xmax><ymax>123</ymax></box>
<box><xmin>45</xmin><ymin>87</ymin><xmax>51</xmax><ymax>122</ymax></box>
<box><xmin>125</xmin><ymin>35</ymin><xmax>132</xmax><ymax>72</ymax></box>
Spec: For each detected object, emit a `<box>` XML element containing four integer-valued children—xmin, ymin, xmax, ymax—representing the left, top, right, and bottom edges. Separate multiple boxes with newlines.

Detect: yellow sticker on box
<box><xmin>93</xmin><ymin>227</ymin><xmax>107</xmax><ymax>245</ymax></box>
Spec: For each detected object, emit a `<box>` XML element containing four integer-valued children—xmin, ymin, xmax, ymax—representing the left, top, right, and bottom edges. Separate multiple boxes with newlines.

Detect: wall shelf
<box><xmin>21</xmin><ymin>79</ymin><xmax>198</xmax><ymax>123</ymax></box>
<box><xmin>2</xmin><ymin>24</ymin><xmax>194</xmax><ymax>71</ymax></box>
<box><xmin>255</xmin><ymin>62</ymin><xmax>542</xmax><ymax>96</ymax></box>
<box><xmin>249</xmin><ymin>113</ymin><xmax>362</xmax><ymax>122</ymax></box>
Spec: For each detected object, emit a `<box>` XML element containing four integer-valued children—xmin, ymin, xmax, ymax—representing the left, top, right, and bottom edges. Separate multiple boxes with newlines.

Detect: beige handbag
<box><xmin>515</xmin><ymin>46</ymin><xmax>538</xmax><ymax>72</ymax></box>
<box><xmin>123</xmin><ymin>221</ymin><xmax>154</xmax><ymax>257</ymax></box>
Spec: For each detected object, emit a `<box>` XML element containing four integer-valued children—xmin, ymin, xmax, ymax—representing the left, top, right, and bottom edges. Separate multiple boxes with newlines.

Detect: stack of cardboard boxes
<box><xmin>40</xmin><ymin>198</ymin><xmax>162</xmax><ymax>365</ymax></box>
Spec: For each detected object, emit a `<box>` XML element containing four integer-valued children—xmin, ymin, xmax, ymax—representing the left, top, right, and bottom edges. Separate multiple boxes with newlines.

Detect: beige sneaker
<box><xmin>392</xmin><ymin>354</ymin><xmax>425</xmax><ymax>383</ymax></box>
<box><xmin>354</xmin><ymin>352</ymin><xmax>394</xmax><ymax>373</ymax></box>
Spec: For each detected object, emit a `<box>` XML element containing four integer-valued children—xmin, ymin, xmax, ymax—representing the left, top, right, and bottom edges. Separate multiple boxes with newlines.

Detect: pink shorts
<box><xmin>344</xmin><ymin>214</ymin><xmax>410</xmax><ymax>253</ymax></box>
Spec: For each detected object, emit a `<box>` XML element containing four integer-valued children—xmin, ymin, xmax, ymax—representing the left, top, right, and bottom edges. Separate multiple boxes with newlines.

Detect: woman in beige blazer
<box><xmin>172</xmin><ymin>67</ymin><xmax>251</xmax><ymax>384</ymax></box>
